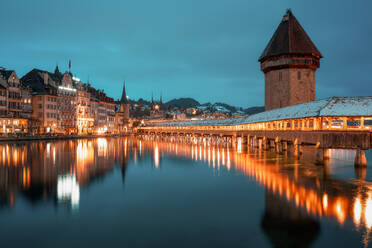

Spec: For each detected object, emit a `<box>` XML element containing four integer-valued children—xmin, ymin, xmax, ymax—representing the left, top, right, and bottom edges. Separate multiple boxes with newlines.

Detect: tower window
<box><xmin>297</xmin><ymin>71</ymin><xmax>301</xmax><ymax>80</ymax></box>
<box><xmin>279</xmin><ymin>72</ymin><xmax>282</xmax><ymax>81</ymax></box>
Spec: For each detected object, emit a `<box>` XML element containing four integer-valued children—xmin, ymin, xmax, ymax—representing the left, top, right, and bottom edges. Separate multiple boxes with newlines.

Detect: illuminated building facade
<box><xmin>0</xmin><ymin>65</ymin><xmax>130</xmax><ymax>136</ymax></box>
<box><xmin>22</xmin><ymin>69</ymin><xmax>59</xmax><ymax>134</ymax></box>
<box><xmin>57</xmin><ymin>72</ymin><xmax>77</xmax><ymax>134</ymax></box>
<box><xmin>75</xmin><ymin>83</ymin><xmax>94</xmax><ymax>135</ymax></box>
<box><xmin>85</xmin><ymin>84</ymin><xmax>116</xmax><ymax>134</ymax></box>
<box><xmin>0</xmin><ymin>69</ymin><xmax>31</xmax><ymax>134</ymax></box>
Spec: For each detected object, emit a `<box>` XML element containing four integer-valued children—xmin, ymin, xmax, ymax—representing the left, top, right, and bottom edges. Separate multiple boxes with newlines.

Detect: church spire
<box><xmin>54</xmin><ymin>63</ymin><xmax>62</xmax><ymax>80</ymax></box>
<box><xmin>120</xmin><ymin>81</ymin><xmax>128</xmax><ymax>104</ymax></box>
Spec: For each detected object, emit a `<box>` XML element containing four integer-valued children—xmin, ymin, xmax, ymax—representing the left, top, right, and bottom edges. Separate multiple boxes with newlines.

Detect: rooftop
<box><xmin>259</xmin><ymin>9</ymin><xmax>322</xmax><ymax>62</ymax></box>
<box><xmin>149</xmin><ymin>97</ymin><xmax>372</xmax><ymax>127</ymax></box>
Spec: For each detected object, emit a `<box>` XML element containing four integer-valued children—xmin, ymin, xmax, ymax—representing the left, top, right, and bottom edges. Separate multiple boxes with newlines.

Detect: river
<box><xmin>0</xmin><ymin>137</ymin><xmax>371</xmax><ymax>247</ymax></box>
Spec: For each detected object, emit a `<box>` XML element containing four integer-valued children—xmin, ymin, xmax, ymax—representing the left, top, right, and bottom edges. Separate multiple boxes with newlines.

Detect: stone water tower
<box><xmin>259</xmin><ymin>9</ymin><xmax>323</xmax><ymax>111</ymax></box>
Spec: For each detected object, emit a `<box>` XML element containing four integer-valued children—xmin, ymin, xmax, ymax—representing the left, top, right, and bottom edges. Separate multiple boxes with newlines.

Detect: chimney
<box><xmin>43</xmin><ymin>73</ymin><xmax>48</xmax><ymax>85</ymax></box>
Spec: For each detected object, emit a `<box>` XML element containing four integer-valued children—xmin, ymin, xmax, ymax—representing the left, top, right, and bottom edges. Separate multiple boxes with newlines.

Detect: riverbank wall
<box><xmin>0</xmin><ymin>134</ymin><xmax>132</xmax><ymax>143</ymax></box>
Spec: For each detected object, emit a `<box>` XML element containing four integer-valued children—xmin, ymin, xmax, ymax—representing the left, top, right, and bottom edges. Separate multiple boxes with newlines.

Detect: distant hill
<box><xmin>129</xmin><ymin>96</ymin><xmax>264</xmax><ymax>116</ymax></box>
<box><xmin>244</xmin><ymin>106</ymin><xmax>265</xmax><ymax>115</ymax></box>
<box><xmin>164</xmin><ymin>98</ymin><xmax>200</xmax><ymax>108</ymax></box>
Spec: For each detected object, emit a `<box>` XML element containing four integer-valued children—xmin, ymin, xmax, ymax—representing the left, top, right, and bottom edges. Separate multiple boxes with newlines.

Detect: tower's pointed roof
<box><xmin>259</xmin><ymin>9</ymin><xmax>322</xmax><ymax>62</ymax></box>
<box><xmin>120</xmin><ymin>81</ymin><xmax>128</xmax><ymax>104</ymax></box>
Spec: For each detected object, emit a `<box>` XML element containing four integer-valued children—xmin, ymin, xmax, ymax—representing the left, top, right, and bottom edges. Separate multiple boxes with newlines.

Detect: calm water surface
<box><xmin>1</xmin><ymin>137</ymin><xmax>372</xmax><ymax>247</ymax></box>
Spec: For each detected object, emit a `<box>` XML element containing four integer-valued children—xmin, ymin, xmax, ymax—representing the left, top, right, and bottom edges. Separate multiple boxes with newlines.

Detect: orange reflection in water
<box><xmin>0</xmin><ymin>138</ymin><xmax>130</xmax><ymax>209</ymax></box>
<box><xmin>139</xmin><ymin>139</ymin><xmax>372</xmax><ymax>232</ymax></box>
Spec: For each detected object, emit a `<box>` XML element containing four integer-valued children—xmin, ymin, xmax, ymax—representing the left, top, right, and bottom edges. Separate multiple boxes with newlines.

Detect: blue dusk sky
<box><xmin>0</xmin><ymin>0</ymin><xmax>371</xmax><ymax>107</ymax></box>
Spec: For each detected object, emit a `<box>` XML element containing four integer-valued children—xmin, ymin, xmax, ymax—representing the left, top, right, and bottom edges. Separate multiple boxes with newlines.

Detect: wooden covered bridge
<box><xmin>136</xmin><ymin>97</ymin><xmax>372</xmax><ymax>167</ymax></box>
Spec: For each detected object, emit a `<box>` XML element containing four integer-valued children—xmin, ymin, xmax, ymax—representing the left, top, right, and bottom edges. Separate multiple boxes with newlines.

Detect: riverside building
<box><xmin>57</xmin><ymin>71</ymin><xmax>77</xmax><ymax>134</ymax></box>
<box><xmin>22</xmin><ymin>69</ymin><xmax>59</xmax><ymax>134</ymax></box>
<box><xmin>0</xmin><ymin>68</ymin><xmax>31</xmax><ymax>134</ymax></box>
<box><xmin>15</xmin><ymin>65</ymin><xmax>131</xmax><ymax>136</ymax></box>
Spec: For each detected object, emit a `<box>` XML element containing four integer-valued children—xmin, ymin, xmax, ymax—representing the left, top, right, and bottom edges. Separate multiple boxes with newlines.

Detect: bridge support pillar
<box><xmin>355</xmin><ymin>149</ymin><xmax>367</xmax><ymax>168</ymax></box>
<box><xmin>263</xmin><ymin>137</ymin><xmax>268</xmax><ymax>150</ymax></box>
<box><xmin>258</xmin><ymin>138</ymin><xmax>263</xmax><ymax>150</ymax></box>
<box><xmin>282</xmin><ymin>141</ymin><xmax>288</xmax><ymax>151</ymax></box>
<box><xmin>269</xmin><ymin>140</ymin><xmax>275</xmax><ymax>150</ymax></box>
<box><xmin>275</xmin><ymin>142</ymin><xmax>279</xmax><ymax>153</ymax></box>
<box><xmin>293</xmin><ymin>145</ymin><xmax>300</xmax><ymax>158</ymax></box>
<box><xmin>355</xmin><ymin>166</ymin><xmax>367</xmax><ymax>180</ymax></box>
<box><xmin>232</xmin><ymin>135</ymin><xmax>236</xmax><ymax>148</ymax></box>
<box><xmin>315</xmin><ymin>148</ymin><xmax>330</xmax><ymax>165</ymax></box>
<box><xmin>240</xmin><ymin>135</ymin><xmax>246</xmax><ymax>144</ymax></box>
<box><xmin>253</xmin><ymin>136</ymin><xmax>258</xmax><ymax>148</ymax></box>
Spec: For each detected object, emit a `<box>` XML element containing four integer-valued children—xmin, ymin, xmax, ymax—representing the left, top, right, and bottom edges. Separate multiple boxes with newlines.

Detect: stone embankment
<box><xmin>0</xmin><ymin>134</ymin><xmax>130</xmax><ymax>143</ymax></box>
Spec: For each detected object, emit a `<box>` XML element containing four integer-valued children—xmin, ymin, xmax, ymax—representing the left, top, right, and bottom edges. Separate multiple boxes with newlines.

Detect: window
<box><xmin>323</xmin><ymin>121</ymin><xmax>329</xmax><ymax>129</ymax></box>
<box><xmin>297</xmin><ymin>71</ymin><xmax>301</xmax><ymax>80</ymax></box>
<box><xmin>286</xmin><ymin>122</ymin><xmax>290</xmax><ymax>128</ymax></box>
<box><xmin>38</xmin><ymin>104</ymin><xmax>42</xmax><ymax>109</ymax></box>
<box><xmin>309</xmin><ymin>120</ymin><xmax>314</xmax><ymax>128</ymax></box>
<box><xmin>279</xmin><ymin>72</ymin><xmax>282</xmax><ymax>81</ymax></box>
<box><xmin>364</xmin><ymin>119</ymin><xmax>372</xmax><ymax>127</ymax></box>
<box><xmin>331</xmin><ymin>120</ymin><xmax>343</xmax><ymax>128</ymax></box>
<box><xmin>347</xmin><ymin>120</ymin><xmax>361</xmax><ymax>128</ymax></box>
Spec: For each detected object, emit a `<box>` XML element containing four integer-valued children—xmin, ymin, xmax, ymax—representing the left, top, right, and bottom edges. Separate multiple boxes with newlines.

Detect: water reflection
<box><xmin>138</xmin><ymin>139</ymin><xmax>372</xmax><ymax>246</ymax></box>
<box><xmin>0</xmin><ymin>138</ymin><xmax>130</xmax><ymax>210</ymax></box>
<box><xmin>0</xmin><ymin>138</ymin><xmax>372</xmax><ymax>247</ymax></box>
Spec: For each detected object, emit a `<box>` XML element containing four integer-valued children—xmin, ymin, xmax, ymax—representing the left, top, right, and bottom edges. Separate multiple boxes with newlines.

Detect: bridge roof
<box><xmin>150</xmin><ymin>97</ymin><xmax>372</xmax><ymax>127</ymax></box>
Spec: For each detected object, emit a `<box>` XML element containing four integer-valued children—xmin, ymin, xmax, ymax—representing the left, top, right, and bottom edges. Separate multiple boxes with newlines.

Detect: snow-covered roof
<box><xmin>147</xmin><ymin>97</ymin><xmax>372</xmax><ymax>127</ymax></box>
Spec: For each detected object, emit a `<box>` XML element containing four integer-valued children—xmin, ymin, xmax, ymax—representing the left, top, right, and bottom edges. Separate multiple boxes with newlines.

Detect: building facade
<box><xmin>1</xmin><ymin>65</ymin><xmax>130</xmax><ymax>136</ymax></box>
<box><xmin>22</xmin><ymin>69</ymin><xmax>59</xmax><ymax>134</ymax></box>
<box><xmin>0</xmin><ymin>69</ymin><xmax>30</xmax><ymax>134</ymax></box>
<box><xmin>75</xmin><ymin>83</ymin><xmax>94</xmax><ymax>135</ymax></box>
<box><xmin>57</xmin><ymin>72</ymin><xmax>77</xmax><ymax>134</ymax></box>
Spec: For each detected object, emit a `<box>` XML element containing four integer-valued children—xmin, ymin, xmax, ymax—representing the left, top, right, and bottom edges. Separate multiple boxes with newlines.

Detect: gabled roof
<box><xmin>259</xmin><ymin>9</ymin><xmax>322</xmax><ymax>62</ymax></box>
<box><xmin>21</xmin><ymin>69</ymin><xmax>58</xmax><ymax>95</ymax></box>
<box><xmin>0</xmin><ymin>69</ymin><xmax>14</xmax><ymax>81</ymax></box>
